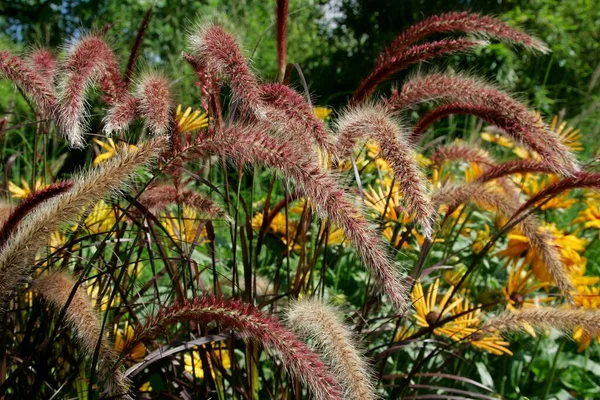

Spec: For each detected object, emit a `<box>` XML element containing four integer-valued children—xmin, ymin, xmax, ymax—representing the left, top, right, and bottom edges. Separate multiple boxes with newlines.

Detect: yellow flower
<box><xmin>480</xmin><ymin>131</ymin><xmax>514</xmax><ymax>148</ymax></box>
<box><xmin>176</xmin><ymin>104</ymin><xmax>209</xmax><ymax>133</ymax></box>
<box><xmin>140</xmin><ymin>382</ymin><xmax>152</xmax><ymax>392</ymax></box>
<box><xmin>571</xmin><ymin>286</ymin><xmax>600</xmax><ymax>351</ymax></box>
<box><xmin>184</xmin><ymin>344</ymin><xmax>231</xmax><ymax>380</ymax></box>
<box><xmin>498</xmin><ymin>224</ymin><xmax>587</xmax><ymax>285</ymax></box>
<box><xmin>472</xmin><ymin>224</ymin><xmax>493</xmax><ymax>254</ymax></box>
<box><xmin>80</xmin><ymin>200</ymin><xmax>118</xmax><ymax>234</ymax></box>
<box><xmin>470</xmin><ymin>333</ymin><xmax>513</xmax><ymax>356</ymax></box>
<box><xmin>251</xmin><ymin>211</ymin><xmax>300</xmax><ymax>252</ymax></box>
<box><xmin>574</xmin><ymin>202</ymin><xmax>600</xmax><ymax>230</ymax></box>
<box><xmin>8</xmin><ymin>178</ymin><xmax>45</xmax><ymax>198</ymax></box>
<box><xmin>163</xmin><ymin>206</ymin><xmax>208</xmax><ymax>245</ymax></box>
<box><xmin>412</xmin><ymin>279</ymin><xmax>465</xmax><ymax>337</ymax></box>
<box><xmin>86</xmin><ymin>280</ymin><xmax>120</xmax><ymax>312</ymax></box>
<box><xmin>551</xmin><ymin>115</ymin><xmax>583</xmax><ymax>153</ymax></box>
<box><xmin>114</xmin><ymin>322</ymin><xmax>146</xmax><ymax>362</ymax></box>
<box><xmin>93</xmin><ymin>138</ymin><xmax>137</xmax><ymax>166</ymax></box>
<box><xmin>313</xmin><ymin>106</ymin><xmax>332</xmax><ymax>121</ymax></box>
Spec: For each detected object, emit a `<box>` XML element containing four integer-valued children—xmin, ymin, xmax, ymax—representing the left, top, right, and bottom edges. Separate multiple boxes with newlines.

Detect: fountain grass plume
<box><xmin>0</xmin><ymin>50</ymin><xmax>57</xmax><ymax>115</ymax></box>
<box><xmin>34</xmin><ymin>271</ymin><xmax>130</xmax><ymax>398</ymax></box>
<box><xmin>286</xmin><ymin>298</ymin><xmax>378</xmax><ymax>400</ymax></box>
<box><xmin>133</xmin><ymin>296</ymin><xmax>343</xmax><ymax>400</ymax></box>
<box><xmin>389</xmin><ymin>74</ymin><xmax>578</xmax><ymax>175</ymax></box>
<box><xmin>56</xmin><ymin>34</ymin><xmax>126</xmax><ymax>148</ymax></box>
<box><xmin>336</xmin><ymin>102</ymin><xmax>434</xmax><ymax>238</ymax></box>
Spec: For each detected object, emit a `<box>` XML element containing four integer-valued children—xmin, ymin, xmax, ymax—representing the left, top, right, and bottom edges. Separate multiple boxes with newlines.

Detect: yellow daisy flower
<box><xmin>163</xmin><ymin>206</ymin><xmax>208</xmax><ymax>246</ymax></box>
<box><xmin>312</xmin><ymin>106</ymin><xmax>332</xmax><ymax>121</ymax></box>
<box><xmin>8</xmin><ymin>178</ymin><xmax>45</xmax><ymax>198</ymax></box>
<box><xmin>551</xmin><ymin>115</ymin><xmax>583</xmax><ymax>153</ymax></box>
<box><xmin>93</xmin><ymin>138</ymin><xmax>137</xmax><ymax>166</ymax></box>
<box><xmin>176</xmin><ymin>104</ymin><xmax>209</xmax><ymax>133</ymax></box>
<box><xmin>114</xmin><ymin>321</ymin><xmax>146</xmax><ymax>362</ymax></box>
<box><xmin>411</xmin><ymin>279</ymin><xmax>465</xmax><ymax>337</ymax></box>
<box><xmin>574</xmin><ymin>202</ymin><xmax>600</xmax><ymax>230</ymax></box>
<box><xmin>480</xmin><ymin>131</ymin><xmax>514</xmax><ymax>148</ymax></box>
<box><xmin>184</xmin><ymin>344</ymin><xmax>231</xmax><ymax>380</ymax></box>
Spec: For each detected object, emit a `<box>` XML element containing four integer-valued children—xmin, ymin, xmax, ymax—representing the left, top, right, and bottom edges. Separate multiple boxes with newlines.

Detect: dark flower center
<box><xmin>425</xmin><ymin>311</ymin><xmax>440</xmax><ymax>326</ymax></box>
<box><xmin>510</xmin><ymin>292</ymin><xmax>524</xmax><ymax>308</ymax></box>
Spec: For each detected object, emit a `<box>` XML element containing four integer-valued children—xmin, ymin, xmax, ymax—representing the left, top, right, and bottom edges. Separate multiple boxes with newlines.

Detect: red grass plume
<box><xmin>0</xmin><ymin>180</ymin><xmax>74</xmax><ymax>246</ymax></box>
<box><xmin>193</xmin><ymin>125</ymin><xmax>410</xmax><ymax>312</ymax></box>
<box><xmin>353</xmin><ymin>38</ymin><xmax>484</xmax><ymax>103</ymax></box>
<box><xmin>189</xmin><ymin>24</ymin><xmax>265</xmax><ymax>117</ymax></box>
<box><xmin>260</xmin><ymin>82</ymin><xmax>337</xmax><ymax>155</ymax></box>
<box><xmin>139</xmin><ymin>184</ymin><xmax>227</xmax><ymax>220</ymax></box>
<box><xmin>34</xmin><ymin>271</ymin><xmax>129</xmax><ymax>397</ymax></box>
<box><xmin>27</xmin><ymin>48</ymin><xmax>56</xmax><ymax>81</ymax></box>
<box><xmin>430</xmin><ymin>142</ymin><xmax>494</xmax><ymax>167</ymax></box>
<box><xmin>133</xmin><ymin>296</ymin><xmax>343</xmax><ymax>400</ymax></box>
<box><xmin>383</xmin><ymin>11</ymin><xmax>548</xmax><ymax>56</ymax></box>
<box><xmin>275</xmin><ymin>0</ymin><xmax>289</xmax><ymax>81</ymax></box>
<box><xmin>336</xmin><ymin>103</ymin><xmax>434</xmax><ymax>238</ymax></box>
<box><xmin>389</xmin><ymin>74</ymin><xmax>578</xmax><ymax>175</ymax></box>
<box><xmin>135</xmin><ymin>72</ymin><xmax>172</xmax><ymax>136</ymax></box>
<box><xmin>0</xmin><ymin>50</ymin><xmax>57</xmax><ymax>115</ymax></box>
<box><xmin>57</xmin><ymin>35</ymin><xmax>126</xmax><ymax>148</ymax></box>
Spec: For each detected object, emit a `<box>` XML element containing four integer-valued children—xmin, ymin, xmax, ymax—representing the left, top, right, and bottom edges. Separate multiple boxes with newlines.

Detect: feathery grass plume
<box><xmin>389</xmin><ymin>74</ymin><xmax>578</xmax><ymax>175</ymax></box>
<box><xmin>260</xmin><ymin>83</ymin><xmax>337</xmax><ymax>155</ymax></box>
<box><xmin>193</xmin><ymin>125</ymin><xmax>410</xmax><ymax>312</ymax></box>
<box><xmin>430</xmin><ymin>142</ymin><xmax>494</xmax><ymax>166</ymax></box>
<box><xmin>434</xmin><ymin>182</ymin><xmax>575</xmax><ymax>299</ymax></box>
<box><xmin>34</xmin><ymin>272</ymin><xmax>130</xmax><ymax>397</ymax></box>
<box><xmin>103</xmin><ymin>94</ymin><xmax>138</xmax><ymax>134</ymax></box>
<box><xmin>135</xmin><ymin>72</ymin><xmax>172</xmax><ymax>136</ymax></box>
<box><xmin>382</xmin><ymin>11</ymin><xmax>549</xmax><ymax>56</ymax></box>
<box><xmin>482</xmin><ymin>308</ymin><xmax>600</xmax><ymax>337</ymax></box>
<box><xmin>336</xmin><ymin>103</ymin><xmax>434</xmax><ymax>238</ymax></box>
<box><xmin>0</xmin><ymin>50</ymin><xmax>57</xmax><ymax>115</ymax></box>
<box><xmin>134</xmin><ymin>296</ymin><xmax>343</xmax><ymax>400</ymax></box>
<box><xmin>517</xmin><ymin>171</ymin><xmax>600</xmax><ymax>215</ymax></box>
<box><xmin>473</xmin><ymin>159</ymin><xmax>556</xmax><ymax>183</ymax></box>
<box><xmin>275</xmin><ymin>0</ymin><xmax>288</xmax><ymax>81</ymax></box>
<box><xmin>27</xmin><ymin>48</ymin><xmax>56</xmax><ymax>81</ymax></box>
<box><xmin>286</xmin><ymin>299</ymin><xmax>378</xmax><ymax>400</ymax></box>
<box><xmin>0</xmin><ymin>180</ymin><xmax>74</xmax><ymax>246</ymax></box>
<box><xmin>139</xmin><ymin>184</ymin><xmax>227</xmax><ymax>220</ymax></box>
<box><xmin>124</xmin><ymin>6</ymin><xmax>153</xmax><ymax>89</ymax></box>
<box><xmin>353</xmin><ymin>38</ymin><xmax>485</xmax><ymax>103</ymax></box>
<box><xmin>0</xmin><ymin>137</ymin><xmax>165</xmax><ymax>309</ymax></box>
<box><xmin>56</xmin><ymin>35</ymin><xmax>126</xmax><ymax>148</ymax></box>
<box><xmin>189</xmin><ymin>24</ymin><xmax>265</xmax><ymax>116</ymax></box>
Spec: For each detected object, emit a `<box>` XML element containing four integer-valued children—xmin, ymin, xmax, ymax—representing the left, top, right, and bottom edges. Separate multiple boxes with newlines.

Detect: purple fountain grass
<box><xmin>0</xmin><ymin>180</ymin><xmax>74</xmax><ymax>246</ymax></box>
<box><xmin>139</xmin><ymin>184</ymin><xmax>227</xmax><ymax>219</ymax></box>
<box><xmin>103</xmin><ymin>94</ymin><xmax>138</xmax><ymax>134</ymax></box>
<box><xmin>382</xmin><ymin>11</ymin><xmax>548</xmax><ymax>57</ymax></box>
<box><xmin>286</xmin><ymin>299</ymin><xmax>377</xmax><ymax>400</ymax></box>
<box><xmin>124</xmin><ymin>6</ymin><xmax>153</xmax><ymax>89</ymax></box>
<box><xmin>27</xmin><ymin>48</ymin><xmax>56</xmax><ymax>81</ymax></box>
<box><xmin>260</xmin><ymin>82</ymin><xmax>337</xmax><ymax>155</ymax></box>
<box><xmin>430</xmin><ymin>142</ymin><xmax>494</xmax><ymax>166</ymax></box>
<box><xmin>56</xmin><ymin>35</ymin><xmax>126</xmax><ymax>148</ymax></box>
<box><xmin>482</xmin><ymin>308</ymin><xmax>600</xmax><ymax>337</ymax></box>
<box><xmin>434</xmin><ymin>182</ymin><xmax>575</xmax><ymax>299</ymax></box>
<box><xmin>34</xmin><ymin>272</ymin><xmax>130</xmax><ymax>398</ymax></box>
<box><xmin>336</xmin><ymin>102</ymin><xmax>434</xmax><ymax>238</ymax></box>
<box><xmin>135</xmin><ymin>72</ymin><xmax>172</xmax><ymax>136</ymax></box>
<box><xmin>389</xmin><ymin>74</ymin><xmax>579</xmax><ymax>175</ymax></box>
<box><xmin>517</xmin><ymin>171</ymin><xmax>600</xmax><ymax>215</ymax></box>
<box><xmin>0</xmin><ymin>50</ymin><xmax>57</xmax><ymax>115</ymax></box>
<box><xmin>133</xmin><ymin>296</ymin><xmax>343</xmax><ymax>400</ymax></box>
<box><xmin>193</xmin><ymin>124</ymin><xmax>410</xmax><ymax>312</ymax></box>
<box><xmin>275</xmin><ymin>0</ymin><xmax>288</xmax><ymax>81</ymax></box>
<box><xmin>0</xmin><ymin>137</ymin><xmax>165</xmax><ymax>310</ymax></box>
<box><xmin>473</xmin><ymin>159</ymin><xmax>556</xmax><ymax>183</ymax></box>
<box><xmin>353</xmin><ymin>38</ymin><xmax>485</xmax><ymax>103</ymax></box>
<box><xmin>189</xmin><ymin>24</ymin><xmax>265</xmax><ymax>117</ymax></box>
